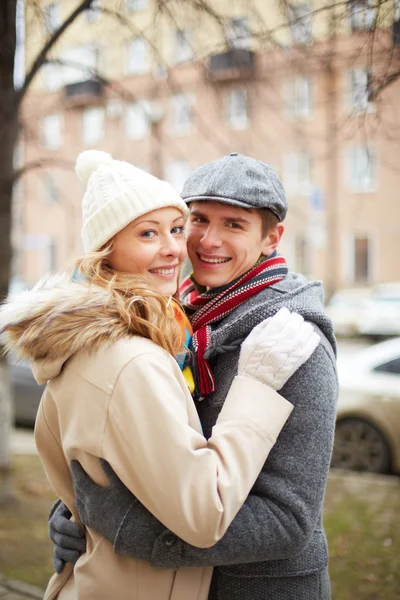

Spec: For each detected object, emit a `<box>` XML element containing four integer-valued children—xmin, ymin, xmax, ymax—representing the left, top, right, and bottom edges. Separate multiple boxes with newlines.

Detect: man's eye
<box><xmin>191</xmin><ymin>217</ymin><xmax>207</xmax><ymax>224</ymax></box>
<box><xmin>171</xmin><ymin>226</ymin><xmax>184</xmax><ymax>235</ymax></box>
<box><xmin>227</xmin><ymin>222</ymin><xmax>242</xmax><ymax>229</ymax></box>
<box><xmin>141</xmin><ymin>230</ymin><xmax>156</xmax><ymax>238</ymax></box>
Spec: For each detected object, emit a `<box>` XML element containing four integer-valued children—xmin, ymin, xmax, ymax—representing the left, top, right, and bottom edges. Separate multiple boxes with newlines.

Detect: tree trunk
<box><xmin>0</xmin><ymin>0</ymin><xmax>18</xmax><ymax>504</ymax></box>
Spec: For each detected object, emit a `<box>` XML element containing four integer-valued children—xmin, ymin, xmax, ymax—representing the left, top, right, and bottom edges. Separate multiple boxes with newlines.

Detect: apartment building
<box><xmin>17</xmin><ymin>0</ymin><xmax>400</xmax><ymax>295</ymax></box>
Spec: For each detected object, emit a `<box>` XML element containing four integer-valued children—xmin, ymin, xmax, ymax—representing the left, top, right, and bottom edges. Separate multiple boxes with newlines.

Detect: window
<box><xmin>43</xmin><ymin>174</ymin><xmax>58</xmax><ymax>203</ymax></box>
<box><xmin>349</xmin><ymin>0</ymin><xmax>376</xmax><ymax>31</ymax></box>
<box><xmin>286</xmin><ymin>75</ymin><xmax>313</xmax><ymax>118</ymax></box>
<box><xmin>224</xmin><ymin>87</ymin><xmax>248</xmax><ymax>129</ymax></box>
<box><xmin>226</xmin><ymin>17</ymin><xmax>250</xmax><ymax>49</ymax></box>
<box><xmin>288</xmin><ymin>2</ymin><xmax>312</xmax><ymax>44</ymax></box>
<box><xmin>45</xmin><ymin>239</ymin><xmax>57</xmax><ymax>273</ymax></box>
<box><xmin>295</xmin><ymin>236</ymin><xmax>310</xmax><ymax>276</ymax></box>
<box><xmin>41</xmin><ymin>114</ymin><xmax>63</xmax><ymax>150</ymax></box>
<box><xmin>171</xmin><ymin>94</ymin><xmax>192</xmax><ymax>135</ymax></box>
<box><xmin>346</xmin><ymin>146</ymin><xmax>377</xmax><ymax>192</ymax></box>
<box><xmin>374</xmin><ymin>358</ymin><xmax>400</xmax><ymax>375</ymax></box>
<box><xmin>43</xmin><ymin>2</ymin><xmax>59</xmax><ymax>34</ymax></box>
<box><xmin>173</xmin><ymin>29</ymin><xmax>193</xmax><ymax>64</ymax></box>
<box><xmin>61</xmin><ymin>45</ymin><xmax>99</xmax><ymax>85</ymax></box>
<box><xmin>282</xmin><ymin>152</ymin><xmax>311</xmax><ymax>195</ymax></box>
<box><xmin>82</xmin><ymin>107</ymin><xmax>105</xmax><ymax>145</ymax></box>
<box><xmin>348</xmin><ymin>68</ymin><xmax>372</xmax><ymax>111</ymax></box>
<box><xmin>127</xmin><ymin>38</ymin><xmax>149</xmax><ymax>75</ymax></box>
<box><xmin>353</xmin><ymin>236</ymin><xmax>370</xmax><ymax>281</ymax></box>
<box><xmin>126</xmin><ymin>102</ymin><xmax>150</xmax><ymax>140</ymax></box>
<box><xmin>87</xmin><ymin>0</ymin><xmax>101</xmax><ymax>23</ymax></box>
<box><xmin>126</xmin><ymin>0</ymin><xmax>147</xmax><ymax>11</ymax></box>
<box><xmin>166</xmin><ymin>161</ymin><xmax>192</xmax><ymax>193</ymax></box>
<box><xmin>44</xmin><ymin>62</ymin><xmax>63</xmax><ymax>91</ymax></box>
<box><xmin>396</xmin><ymin>0</ymin><xmax>400</xmax><ymax>21</ymax></box>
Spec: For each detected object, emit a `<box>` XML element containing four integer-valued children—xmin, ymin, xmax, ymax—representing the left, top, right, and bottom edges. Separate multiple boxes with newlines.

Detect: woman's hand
<box><xmin>238</xmin><ymin>307</ymin><xmax>320</xmax><ymax>391</ymax></box>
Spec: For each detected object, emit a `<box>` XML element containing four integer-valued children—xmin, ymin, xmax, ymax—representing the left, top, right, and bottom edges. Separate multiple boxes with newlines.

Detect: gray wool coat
<box><xmin>85</xmin><ymin>273</ymin><xmax>338</xmax><ymax>600</ymax></box>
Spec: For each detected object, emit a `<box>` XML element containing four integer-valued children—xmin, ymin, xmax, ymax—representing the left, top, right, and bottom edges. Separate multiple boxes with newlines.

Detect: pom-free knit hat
<box><xmin>181</xmin><ymin>152</ymin><xmax>288</xmax><ymax>222</ymax></box>
<box><xmin>77</xmin><ymin>150</ymin><xmax>189</xmax><ymax>252</ymax></box>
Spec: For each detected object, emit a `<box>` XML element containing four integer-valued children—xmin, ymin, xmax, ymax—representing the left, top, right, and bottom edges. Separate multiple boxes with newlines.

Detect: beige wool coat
<box><xmin>0</xmin><ymin>274</ymin><xmax>293</xmax><ymax>600</ymax></box>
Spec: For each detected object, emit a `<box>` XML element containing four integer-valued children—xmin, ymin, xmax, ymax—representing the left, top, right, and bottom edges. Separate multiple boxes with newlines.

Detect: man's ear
<box><xmin>261</xmin><ymin>223</ymin><xmax>284</xmax><ymax>256</ymax></box>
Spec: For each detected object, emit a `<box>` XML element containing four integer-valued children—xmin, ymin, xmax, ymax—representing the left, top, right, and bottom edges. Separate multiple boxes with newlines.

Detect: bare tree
<box><xmin>0</xmin><ymin>0</ymin><xmax>94</xmax><ymax>504</ymax></box>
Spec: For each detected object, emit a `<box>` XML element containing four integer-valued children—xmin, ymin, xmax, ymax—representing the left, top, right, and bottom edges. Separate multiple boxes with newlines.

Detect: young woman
<box><xmin>0</xmin><ymin>151</ymin><xmax>319</xmax><ymax>600</ymax></box>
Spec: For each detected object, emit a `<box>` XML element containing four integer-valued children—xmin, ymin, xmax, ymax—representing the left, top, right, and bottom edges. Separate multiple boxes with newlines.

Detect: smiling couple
<box><xmin>3</xmin><ymin>151</ymin><xmax>337</xmax><ymax>600</ymax></box>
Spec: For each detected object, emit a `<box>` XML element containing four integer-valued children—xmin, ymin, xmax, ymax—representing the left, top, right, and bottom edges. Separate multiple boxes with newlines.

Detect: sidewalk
<box><xmin>1</xmin><ymin>433</ymin><xmax>42</xmax><ymax>599</ymax></box>
<box><xmin>0</xmin><ymin>575</ymin><xmax>43</xmax><ymax>599</ymax></box>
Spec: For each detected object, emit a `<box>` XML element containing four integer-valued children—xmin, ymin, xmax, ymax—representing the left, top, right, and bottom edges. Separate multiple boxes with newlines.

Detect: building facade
<box><xmin>17</xmin><ymin>0</ymin><xmax>400</xmax><ymax>295</ymax></box>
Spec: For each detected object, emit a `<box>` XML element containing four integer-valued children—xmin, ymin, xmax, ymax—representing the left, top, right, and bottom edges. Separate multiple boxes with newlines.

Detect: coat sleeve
<box><xmin>113</xmin><ymin>342</ymin><xmax>338</xmax><ymax>566</ymax></box>
<box><xmin>100</xmin><ymin>351</ymin><xmax>292</xmax><ymax>549</ymax></box>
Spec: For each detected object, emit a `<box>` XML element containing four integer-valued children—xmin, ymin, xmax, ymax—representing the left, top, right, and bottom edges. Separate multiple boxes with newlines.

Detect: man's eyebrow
<box><xmin>190</xmin><ymin>209</ymin><xmax>251</xmax><ymax>224</ymax></box>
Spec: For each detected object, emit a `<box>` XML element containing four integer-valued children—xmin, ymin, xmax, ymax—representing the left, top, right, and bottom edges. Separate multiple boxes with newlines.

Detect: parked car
<box><xmin>10</xmin><ymin>359</ymin><xmax>45</xmax><ymax>427</ymax></box>
<box><xmin>332</xmin><ymin>338</ymin><xmax>400</xmax><ymax>474</ymax></box>
<box><xmin>357</xmin><ymin>283</ymin><xmax>400</xmax><ymax>338</ymax></box>
<box><xmin>325</xmin><ymin>288</ymin><xmax>371</xmax><ymax>337</ymax></box>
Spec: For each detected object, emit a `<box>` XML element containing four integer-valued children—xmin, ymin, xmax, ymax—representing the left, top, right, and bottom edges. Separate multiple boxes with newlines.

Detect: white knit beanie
<box><xmin>76</xmin><ymin>150</ymin><xmax>189</xmax><ymax>252</ymax></box>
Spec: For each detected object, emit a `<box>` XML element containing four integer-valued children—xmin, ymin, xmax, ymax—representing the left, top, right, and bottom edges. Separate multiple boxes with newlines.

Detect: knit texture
<box><xmin>76</xmin><ymin>150</ymin><xmax>189</xmax><ymax>252</ymax></box>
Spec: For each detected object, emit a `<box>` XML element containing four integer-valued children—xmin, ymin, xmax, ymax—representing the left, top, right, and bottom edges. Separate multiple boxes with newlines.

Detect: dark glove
<box><xmin>70</xmin><ymin>459</ymin><xmax>164</xmax><ymax>561</ymax></box>
<box><xmin>48</xmin><ymin>499</ymin><xmax>86</xmax><ymax>574</ymax></box>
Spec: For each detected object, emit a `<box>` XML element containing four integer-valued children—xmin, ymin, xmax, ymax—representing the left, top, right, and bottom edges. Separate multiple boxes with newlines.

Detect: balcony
<box><xmin>64</xmin><ymin>79</ymin><xmax>104</xmax><ymax>107</ymax></box>
<box><xmin>208</xmin><ymin>48</ymin><xmax>255</xmax><ymax>81</ymax></box>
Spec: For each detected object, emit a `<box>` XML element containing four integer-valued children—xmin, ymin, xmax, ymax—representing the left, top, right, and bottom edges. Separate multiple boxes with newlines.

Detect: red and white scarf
<box><xmin>180</xmin><ymin>254</ymin><xmax>288</xmax><ymax>397</ymax></box>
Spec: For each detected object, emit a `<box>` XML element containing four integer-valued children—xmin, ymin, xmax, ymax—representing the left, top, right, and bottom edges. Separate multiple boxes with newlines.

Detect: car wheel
<box><xmin>331</xmin><ymin>418</ymin><xmax>392</xmax><ymax>474</ymax></box>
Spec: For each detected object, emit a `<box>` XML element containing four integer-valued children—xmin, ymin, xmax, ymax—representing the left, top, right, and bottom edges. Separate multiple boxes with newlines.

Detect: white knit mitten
<box><xmin>238</xmin><ymin>307</ymin><xmax>320</xmax><ymax>391</ymax></box>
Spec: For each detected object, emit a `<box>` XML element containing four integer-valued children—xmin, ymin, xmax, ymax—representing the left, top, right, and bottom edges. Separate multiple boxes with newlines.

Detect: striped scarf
<box><xmin>180</xmin><ymin>253</ymin><xmax>288</xmax><ymax>397</ymax></box>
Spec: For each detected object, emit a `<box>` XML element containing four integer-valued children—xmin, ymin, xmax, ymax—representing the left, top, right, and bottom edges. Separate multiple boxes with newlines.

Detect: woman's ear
<box><xmin>261</xmin><ymin>223</ymin><xmax>284</xmax><ymax>256</ymax></box>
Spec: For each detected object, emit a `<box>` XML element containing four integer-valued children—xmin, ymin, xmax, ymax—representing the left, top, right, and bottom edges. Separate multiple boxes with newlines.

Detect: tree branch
<box><xmin>18</xmin><ymin>0</ymin><xmax>93</xmax><ymax>104</ymax></box>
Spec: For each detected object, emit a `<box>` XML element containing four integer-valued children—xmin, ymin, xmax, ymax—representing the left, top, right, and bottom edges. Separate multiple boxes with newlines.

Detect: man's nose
<box><xmin>200</xmin><ymin>226</ymin><xmax>222</xmax><ymax>249</ymax></box>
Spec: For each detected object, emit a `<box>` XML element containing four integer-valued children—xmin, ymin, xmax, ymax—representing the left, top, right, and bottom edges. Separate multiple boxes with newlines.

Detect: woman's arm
<box><xmin>101</xmin><ymin>351</ymin><xmax>292</xmax><ymax>548</ymax></box>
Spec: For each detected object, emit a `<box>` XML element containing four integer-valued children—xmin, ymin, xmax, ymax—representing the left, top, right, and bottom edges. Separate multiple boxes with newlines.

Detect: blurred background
<box><xmin>0</xmin><ymin>1</ymin><xmax>400</xmax><ymax>598</ymax></box>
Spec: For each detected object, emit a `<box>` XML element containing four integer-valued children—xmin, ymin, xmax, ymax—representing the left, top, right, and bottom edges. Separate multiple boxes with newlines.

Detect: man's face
<box><xmin>185</xmin><ymin>201</ymin><xmax>282</xmax><ymax>288</ymax></box>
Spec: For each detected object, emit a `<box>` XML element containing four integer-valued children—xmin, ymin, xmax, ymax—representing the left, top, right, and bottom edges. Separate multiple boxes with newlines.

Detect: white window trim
<box><xmin>170</xmin><ymin>94</ymin><xmax>194</xmax><ymax>136</ymax></box>
<box><xmin>225</xmin><ymin>87</ymin><xmax>249</xmax><ymax>130</ymax></box>
<box><xmin>285</xmin><ymin>75</ymin><xmax>313</xmax><ymax>119</ymax></box>
<box><xmin>82</xmin><ymin>107</ymin><xmax>105</xmax><ymax>146</ymax></box>
<box><xmin>126</xmin><ymin>37</ymin><xmax>150</xmax><ymax>75</ymax></box>
<box><xmin>345</xmin><ymin>146</ymin><xmax>378</xmax><ymax>193</ymax></box>
<box><xmin>343</xmin><ymin>232</ymin><xmax>377</xmax><ymax>284</ymax></box>
<box><xmin>41</xmin><ymin>114</ymin><xmax>63</xmax><ymax>150</ymax></box>
<box><xmin>346</xmin><ymin>69</ymin><xmax>375</xmax><ymax>114</ymax></box>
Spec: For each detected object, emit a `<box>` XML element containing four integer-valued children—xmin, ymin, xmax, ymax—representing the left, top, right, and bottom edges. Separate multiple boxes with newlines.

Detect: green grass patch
<box><xmin>0</xmin><ymin>457</ymin><xmax>399</xmax><ymax>597</ymax></box>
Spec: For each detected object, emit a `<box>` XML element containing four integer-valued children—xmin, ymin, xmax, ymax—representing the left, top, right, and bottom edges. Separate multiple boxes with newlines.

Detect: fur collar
<box><xmin>0</xmin><ymin>272</ymin><xmax>138</xmax><ymax>369</ymax></box>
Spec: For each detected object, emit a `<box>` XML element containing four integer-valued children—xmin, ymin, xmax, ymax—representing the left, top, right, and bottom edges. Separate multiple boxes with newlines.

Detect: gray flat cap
<box><xmin>181</xmin><ymin>153</ymin><xmax>287</xmax><ymax>222</ymax></box>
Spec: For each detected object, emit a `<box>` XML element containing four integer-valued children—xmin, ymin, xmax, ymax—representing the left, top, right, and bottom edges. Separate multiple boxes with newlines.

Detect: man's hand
<box><xmin>48</xmin><ymin>500</ymin><xmax>86</xmax><ymax>573</ymax></box>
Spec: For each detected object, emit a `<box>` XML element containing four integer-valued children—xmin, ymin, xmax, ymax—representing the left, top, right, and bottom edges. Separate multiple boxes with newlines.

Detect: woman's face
<box><xmin>108</xmin><ymin>207</ymin><xmax>187</xmax><ymax>295</ymax></box>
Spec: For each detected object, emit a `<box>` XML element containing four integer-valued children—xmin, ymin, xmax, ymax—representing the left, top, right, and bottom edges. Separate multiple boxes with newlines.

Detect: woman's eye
<box><xmin>171</xmin><ymin>226</ymin><xmax>184</xmax><ymax>235</ymax></box>
<box><xmin>141</xmin><ymin>230</ymin><xmax>156</xmax><ymax>238</ymax></box>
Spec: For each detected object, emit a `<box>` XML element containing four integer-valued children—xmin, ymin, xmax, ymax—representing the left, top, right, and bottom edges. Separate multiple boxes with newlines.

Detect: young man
<box><xmin>50</xmin><ymin>153</ymin><xmax>338</xmax><ymax>599</ymax></box>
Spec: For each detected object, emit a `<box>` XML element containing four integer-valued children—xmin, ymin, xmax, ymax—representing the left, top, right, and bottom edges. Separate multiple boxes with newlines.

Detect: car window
<box><xmin>373</xmin><ymin>358</ymin><xmax>400</xmax><ymax>375</ymax></box>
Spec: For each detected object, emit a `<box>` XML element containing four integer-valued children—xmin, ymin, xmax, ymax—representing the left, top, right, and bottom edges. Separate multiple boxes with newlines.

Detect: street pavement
<box><xmin>0</xmin><ymin>574</ymin><xmax>43</xmax><ymax>599</ymax></box>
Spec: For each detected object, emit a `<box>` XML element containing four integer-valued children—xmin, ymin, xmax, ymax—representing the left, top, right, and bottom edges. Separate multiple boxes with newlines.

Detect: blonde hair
<box><xmin>74</xmin><ymin>240</ymin><xmax>183</xmax><ymax>358</ymax></box>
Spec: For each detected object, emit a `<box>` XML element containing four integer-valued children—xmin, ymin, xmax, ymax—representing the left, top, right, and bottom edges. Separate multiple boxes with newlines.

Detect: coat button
<box><xmin>164</xmin><ymin>533</ymin><xmax>177</xmax><ymax>547</ymax></box>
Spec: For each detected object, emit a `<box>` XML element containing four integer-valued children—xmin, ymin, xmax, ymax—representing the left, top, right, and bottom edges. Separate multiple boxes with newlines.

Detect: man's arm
<box><xmin>65</xmin><ymin>340</ymin><xmax>337</xmax><ymax>568</ymax></box>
